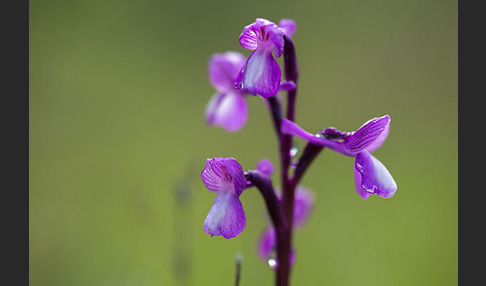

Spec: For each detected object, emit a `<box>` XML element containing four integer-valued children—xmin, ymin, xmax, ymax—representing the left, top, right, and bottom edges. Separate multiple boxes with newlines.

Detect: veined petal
<box><xmin>204</xmin><ymin>192</ymin><xmax>246</xmax><ymax>239</ymax></box>
<box><xmin>234</xmin><ymin>49</ymin><xmax>281</xmax><ymax>98</ymax></box>
<box><xmin>239</xmin><ymin>25</ymin><xmax>258</xmax><ymax>50</ymax></box>
<box><xmin>344</xmin><ymin>115</ymin><xmax>390</xmax><ymax>154</ymax></box>
<box><xmin>201</xmin><ymin>158</ymin><xmax>246</xmax><ymax>196</ymax></box>
<box><xmin>239</xmin><ymin>18</ymin><xmax>284</xmax><ymax>58</ymax></box>
<box><xmin>205</xmin><ymin>92</ymin><xmax>248</xmax><ymax>132</ymax></box>
<box><xmin>354</xmin><ymin>151</ymin><xmax>397</xmax><ymax>199</ymax></box>
<box><xmin>366</xmin><ymin>122</ymin><xmax>390</xmax><ymax>153</ymax></box>
<box><xmin>278</xmin><ymin>19</ymin><xmax>296</xmax><ymax>37</ymax></box>
<box><xmin>256</xmin><ymin>158</ymin><xmax>274</xmax><ymax>176</ymax></box>
<box><xmin>209</xmin><ymin>52</ymin><xmax>246</xmax><ymax>93</ymax></box>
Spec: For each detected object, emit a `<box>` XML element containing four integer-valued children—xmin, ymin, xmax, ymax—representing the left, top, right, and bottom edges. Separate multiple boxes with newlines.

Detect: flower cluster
<box><xmin>200</xmin><ymin>17</ymin><xmax>397</xmax><ymax>284</ymax></box>
<box><xmin>205</xmin><ymin>18</ymin><xmax>296</xmax><ymax>132</ymax></box>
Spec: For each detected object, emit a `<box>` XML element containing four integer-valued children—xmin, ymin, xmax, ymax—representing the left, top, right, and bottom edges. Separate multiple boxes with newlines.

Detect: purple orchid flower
<box><xmin>205</xmin><ymin>52</ymin><xmax>248</xmax><ymax>132</ymax></box>
<box><xmin>281</xmin><ymin>115</ymin><xmax>397</xmax><ymax>199</ymax></box>
<box><xmin>258</xmin><ymin>186</ymin><xmax>315</xmax><ymax>264</ymax></box>
<box><xmin>234</xmin><ymin>18</ymin><xmax>286</xmax><ymax>98</ymax></box>
<box><xmin>201</xmin><ymin>157</ymin><xmax>247</xmax><ymax>239</ymax></box>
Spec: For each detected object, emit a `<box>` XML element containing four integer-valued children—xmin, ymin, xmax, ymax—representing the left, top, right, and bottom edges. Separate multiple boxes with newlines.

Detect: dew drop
<box><xmin>267</xmin><ymin>258</ymin><xmax>277</xmax><ymax>269</ymax></box>
<box><xmin>290</xmin><ymin>147</ymin><xmax>298</xmax><ymax>157</ymax></box>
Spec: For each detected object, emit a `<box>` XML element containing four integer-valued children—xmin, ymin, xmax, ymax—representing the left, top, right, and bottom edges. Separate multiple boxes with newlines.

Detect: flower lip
<box><xmin>354</xmin><ymin>151</ymin><xmax>397</xmax><ymax>199</ymax></box>
<box><xmin>209</xmin><ymin>52</ymin><xmax>246</xmax><ymax>93</ymax></box>
<box><xmin>233</xmin><ymin>48</ymin><xmax>282</xmax><ymax>98</ymax></box>
<box><xmin>203</xmin><ymin>191</ymin><xmax>246</xmax><ymax>239</ymax></box>
<box><xmin>205</xmin><ymin>92</ymin><xmax>248</xmax><ymax>132</ymax></box>
<box><xmin>206</xmin><ymin>52</ymin><xmax>249</xmax><ymax>132</ymax></box>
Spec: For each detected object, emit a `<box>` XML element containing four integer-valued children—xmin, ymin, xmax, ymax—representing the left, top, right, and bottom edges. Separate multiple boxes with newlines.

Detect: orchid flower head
<box><xmin>280</xmin><ymin>115</ymin><xmax>397</xmax><ymax>199</ymax></box>
<box><xmin>201</xmin><ymin>157</ymin><xmax>247</xmax><ymax>239</ymax></box>
<box><xmin>234</xmin><ymin>18</ymin><xmax>285</xmax><ymax>98</ymax></box>
<box><xmin>205</xmin><ymin>52</ymin><xmax>248</xmax><ymax>132</ymax></box>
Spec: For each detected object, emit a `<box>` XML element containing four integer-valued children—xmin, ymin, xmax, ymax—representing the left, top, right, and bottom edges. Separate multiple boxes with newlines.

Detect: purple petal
<box><xmin>201</xmin><ymin>158</ymin><xmax>246</xmax><ymax>196</ymax></box>
<box><xmin>281</xmin><ymin>119</ymin><xmax>349</xmax><ymax>155</ymax></box>
<box><xmin>268</xmin><ymin>27</ymin><xmax>285</xmax><ymax>58</ymax></box>
<box><xmin>344</xmin><ymin>115</ymin><xmax>390</xmax><ymax>154</ymax></box>
<box><xmin>238</xmin><ymin>18</ymin><xmax>284</xmax><ymax>58</ymax></box>
<box><xmin>366</xmin><ymin>122</ymin><xmax>390</xmax><ymax>153</ymax></box>
<box><xmin>292</xmin><ymin>186</ymin><xmax>315</xmax><ymax>227</ymax></box>
<box><xmin>204</xmin><ymin>192</ymin><xmax>246</xmax><ymax>239</ymax></box>
<box><xmin>278</xmin><ymin>19</ymin><xmax>296</xmax><ymax>36</ymax></box>
<box><xmin>289</xmin><ymin>249</ymin><xmax>296</xmax><ymax>266</ymax></box>
<box><xmin>234</xmin><ymin>49</ymin><xmax>281</xmax><ymax>98</ymax></box>
<box><xmin>274</xmin><ymin>186</ymin><xmax>314</xmax><ymax>227</ymax></box>
<box><xmin>239</xmin><ymin>25</ymin><xmax>258</xmax><ymax>50</ymax></box>
<box><xmin>279</xmin><ymin>81</ymin><xmax>296</xmax><ymax>91</ymax></box>
<box><xmin>256</xmin><ymin>158</ymin><xmax>274</xmax><ymax>176</ymax></box>
<box><xmin>257</xmin><ymin>227</ymin><xmax>296</xmax><ymax>266</ymax></box>
<box><xmin>205</xmin><ymin>92</ymin><xmax>248</xmax><ymax>132</ymax></box>
<box><xmin>281</xmin><ymin>118</ymin><xmax>319</xmax><ymax>143</ymax></box>
<box><xmin>258</xmin><ymin>227</ymin><xmax>276</xmax><ymax>260</ymax></box>
<box><xmin>209</xmin><ymin>52</ymin><xmax>246</xmax><ymax>93</ymax></box>
<box><xmin>354</xmin><ymin>151</ymin><xmax>397</xmax><ymax>199</ymax></box>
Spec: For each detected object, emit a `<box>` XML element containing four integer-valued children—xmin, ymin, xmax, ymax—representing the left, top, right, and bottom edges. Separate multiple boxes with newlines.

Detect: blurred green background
<box><xmin>29</xmin><ymin>0</ymin><xmax>457</xmax><ymax>285</ymax></box>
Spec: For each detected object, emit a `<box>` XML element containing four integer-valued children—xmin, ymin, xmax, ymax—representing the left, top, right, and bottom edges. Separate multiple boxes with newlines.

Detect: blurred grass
<box><xmin>30</xmin><ymin>0</ymin><xmax>457</xmax><ymax>285</ymax></box>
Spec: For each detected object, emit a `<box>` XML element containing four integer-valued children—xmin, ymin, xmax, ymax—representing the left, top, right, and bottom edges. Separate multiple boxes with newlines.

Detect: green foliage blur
<box><xmin>30</xmin><ymin>0</ymin><xmax>457</xmax><ymax>285</ymax></box>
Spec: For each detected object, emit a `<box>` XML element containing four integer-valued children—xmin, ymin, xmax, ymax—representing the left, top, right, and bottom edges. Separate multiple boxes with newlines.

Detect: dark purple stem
<box><xmin>265</xmin><ymin>35</ymin><xmax>300</xmax><ymax>286</ymax></box>
<box><xmin>284</xmin><ymin>35</ymin><xmax>299</xmax><ymax>122</ymax></box>
<box><xmin>265</xmin><ymin>97</ymin><xmax>292</xmax><ymax>286</ymax></box>
<box><xmin>290</xmin><ymin>143</ymin><xmax>325</xmax><ymax>187</ymax></box>
<box><xmin>267</xmin><ymin>97</ymin><xmax>283</xmax><ymax>136</ymax></box>
<box><xmin>279</xmin><ymin>35</ymin><xmax>299</xmax><ymax>286</ymax></box>
<box><xmin>245</xmin><ymin>171</ymin><xmax>288</xmax><ymax>232</ymax></box>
